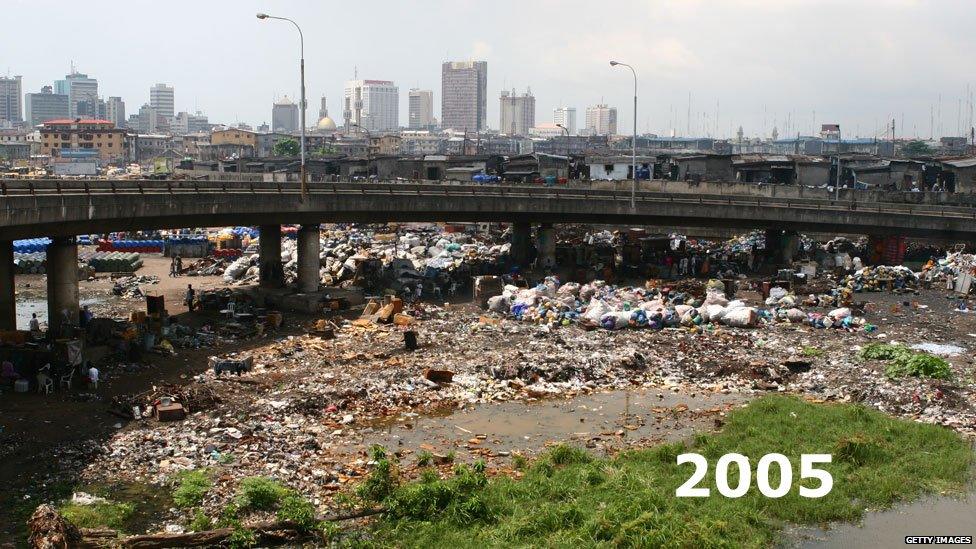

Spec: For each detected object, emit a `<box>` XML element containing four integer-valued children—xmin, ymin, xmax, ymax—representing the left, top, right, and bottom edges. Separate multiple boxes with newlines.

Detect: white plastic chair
<box><xmin>38</xmin><ymin>376</ymin><xmax>53</xmax><ymax>395</ymax></box>
<box><xmin>59</xmin><ymin>370</ymin><xmax>74</xmax><ymax>391</ymax></box>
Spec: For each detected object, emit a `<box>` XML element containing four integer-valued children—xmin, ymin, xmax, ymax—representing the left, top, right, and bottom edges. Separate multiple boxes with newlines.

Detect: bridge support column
<box><xmin>296</xmin><ymin>224</ymin><xmax>320</xmax><ymax>293</ymax></box>
<box><xmin>46</xmin><ymin>237</ymin><xmax>79</xmax><ymax>335</ymax></box>
<box><xmin>259</xmin><ymin>225</ymin><xmax>284</xmax><ymax>289</ymax></box>
<box><xmin>0</xmin><ymin>240</ymin><xmax>15</xmax><ymax>330</ymax></box>
<box><xmin>538</xmin><ymin>223</ymin><xmax>556</xmax><ymax>270</ymax></box>
<box><xmin>510</xmin><ymin>222</ymin><xmax>532</xmax><ymax>267</ymax></box>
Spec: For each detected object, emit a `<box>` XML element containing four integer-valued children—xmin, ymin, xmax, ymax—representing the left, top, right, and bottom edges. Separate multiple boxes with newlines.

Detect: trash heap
<box><xmin>837</xmin><ymin>265</ymin><xmax>918</xmax><ymax>292</ymax></box>
<box><xmin>220</xmin><ymin>226</ymin><xmax>510</xmax><ymax>287</ymax></box>
<box><xmin>490</xmin><ymin>277</ymin><xmax>870</xmax><ymax>332</ymax></box>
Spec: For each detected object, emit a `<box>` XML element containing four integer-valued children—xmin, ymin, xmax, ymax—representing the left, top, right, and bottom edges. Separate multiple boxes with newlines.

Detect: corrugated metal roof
<box><xmin>943</xmin><ymin>157</ymin><xmax>976</xmax><ymax>168</ymax></box>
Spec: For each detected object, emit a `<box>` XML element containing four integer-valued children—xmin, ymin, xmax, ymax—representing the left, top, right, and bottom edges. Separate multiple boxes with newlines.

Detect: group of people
<box><xmin>2</xmin><ymin>359</ymin><xmax>99</xmax><ymax>394</ymax></box>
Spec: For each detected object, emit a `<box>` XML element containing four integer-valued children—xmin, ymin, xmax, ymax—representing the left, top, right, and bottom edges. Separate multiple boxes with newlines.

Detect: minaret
<box><xmin>319</xmin><ymin>96</ymin><xmax>328</xmax><ymax>119</ymax></box>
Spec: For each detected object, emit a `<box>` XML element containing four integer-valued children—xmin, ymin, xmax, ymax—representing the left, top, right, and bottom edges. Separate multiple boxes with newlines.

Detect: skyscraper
<box><xmin>441</xmin><ymin>61</ymin><xmax>487</xmax><ymax>132</ymax></box>
<box><xmin>585</xmin><ymin>104</ymin><xmax>618</xmax><ymax>136</ymax></box>
<box><xmin>272</xmin><ymin>96</ymin><xmax>299</xmax><ymax>133</ymax></box>
<box><xmin>499</xmin><ymin>88</ymin><xmax>535</xmax><ymax>136</ymax></box>
<box><xmin>553</xmin><ymin>106</ymin><xmax>577</xmax><ymax>135</ymax></box>
<box><xmin>149</xmin><ymin>83</ymin><xmax>175</xmax><ymax>119</ymax></box>
<box><xmin>25</xmin><ymin>86</ymin><xmax>69</xmax><ymax>126</ymax></box>
<box><xmin>0</xmin><ymin>75</ymin><xmax>23</xmax><ymax>124</ymax></box>
<box><xmin>106</xmin><ymin>97</ymin><xmax>126</xmax><ymax>128</ymax></box>
<box><xmin>55</xmin><ymin>70</ymin><xmax>98</xmax><ymax>118</ymax></box>
<box><xmin>343</xmin><ymin>80</ymin><xmax>399</xmax><ymax>132</ymax></box>
<box><xmin>408</xmin><ymin>89</ymin><xmax>434</xmax><ymax>130</ymax></box>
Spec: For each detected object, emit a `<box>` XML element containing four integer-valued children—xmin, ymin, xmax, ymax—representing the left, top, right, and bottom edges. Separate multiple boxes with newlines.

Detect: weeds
<box><xmin>188</xmin><ymin>508</ymin><xmax>212</xmax><ymax>532</ymax></box>
<box><xmin>237</xmin><ymin>477</ymin><xmax>289</xmax><ymax>511</ymax></box>
<box><xmin>171</xmin><ymin>469</ymin><xmax>211</xmax><ymax>509</ymax></box>
<box><xmin>801</xmin><ymin>346</ymin><xmax>825</xmax><ymax>357</ymax></box>
<box><xmin>59</xmin><ymin>501</ymin><xmax>135</xmax><ymax>531</ymax></box>
<box><xmin>363</xmin><ymin>395</ymin><xmax>972</xmax><ymax>547</ymax></box>
<box><xmin>276</xmin><ymin>494</ymin><xmax>317</xmax><ymax>532</ymax></box>
<box><xmin>416</xmin><ymin>450</ymin><xmax>434</xmax><ymax>466</ymax></box>
<box><xmin>859</xmin><ymin>343</ymin><xmax>952</xmax><ymax>380</ymax></box>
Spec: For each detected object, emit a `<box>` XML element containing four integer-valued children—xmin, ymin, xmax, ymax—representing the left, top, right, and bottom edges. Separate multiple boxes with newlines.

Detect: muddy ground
<box><xmin>2</xmin><ymin>255</ymin><xmax>976</xmax><ymax>544</ymax></box>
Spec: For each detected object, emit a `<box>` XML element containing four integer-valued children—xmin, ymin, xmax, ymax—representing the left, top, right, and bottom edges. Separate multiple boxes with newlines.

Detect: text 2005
<box><xmin>676</xmin><ymin>453</ymin><xmax>833</xmax><ymax>498</ymax></box>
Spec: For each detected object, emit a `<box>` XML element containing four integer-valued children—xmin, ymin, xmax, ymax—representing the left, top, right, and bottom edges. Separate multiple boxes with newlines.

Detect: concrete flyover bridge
<box><xmin>1</xmin><ymin>178</ymin><xmax>975</xmax><ymax>330</ymax></box>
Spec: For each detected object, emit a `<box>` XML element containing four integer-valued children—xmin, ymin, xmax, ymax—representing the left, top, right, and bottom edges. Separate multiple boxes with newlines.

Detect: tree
<box><xmin>903</xmin><ymin>140</ymin><xmax>934</xmax><ymax>158</ymax></box>
<box><xmin>272</xmin><ymin>138</ymin><xmax>300</xmax><ymax>157</ymax></box>
<box><xmin>312</xmin><ymin>146</ymin><xmax>337</xmax><ymax>157</ymax></box>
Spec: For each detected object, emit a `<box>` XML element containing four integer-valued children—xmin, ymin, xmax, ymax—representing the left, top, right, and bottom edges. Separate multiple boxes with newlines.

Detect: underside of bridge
<box><xmin>2</xmin><ymin>181</ymin><xmax>975</xmax><ymax>330</ymax></box>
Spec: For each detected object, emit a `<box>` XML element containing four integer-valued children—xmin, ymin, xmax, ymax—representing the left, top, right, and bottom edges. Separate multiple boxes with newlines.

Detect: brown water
<box><xmin>787</xmin><ymin>494</ymin><xmax>976</xmax><ymax>548</ymax></box>
<box><xmin>337</xmin><ymin>388</ymin><xmax>744</xmax><ymax>463</ymax></box>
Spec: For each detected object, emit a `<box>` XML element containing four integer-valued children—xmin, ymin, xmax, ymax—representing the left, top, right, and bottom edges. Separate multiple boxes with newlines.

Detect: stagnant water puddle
<box><xmin>16</xmin><ymin>297</ymin><xmax>102</xmax><ymax>329</ymax></box>
<box><xmin>337</xmin><ymin>388</ymin><xmax>745</xmax><ymax>463</ymax></box>
<box><xmin>786</xmin><ymin>493</ymin><xmax>975</xmax><ymax>548</ymax></box>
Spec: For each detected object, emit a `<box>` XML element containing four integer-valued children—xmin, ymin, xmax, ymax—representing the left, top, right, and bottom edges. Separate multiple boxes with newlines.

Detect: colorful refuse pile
<box><xmin>97</xmin><ymin>239</ymin><xmax>164</xmax><ymax>253</ymax></box>
<box><xmin>837</xmin><ymin>265</ymin><xmax>918</xmax><ymax>292</ymax></box>
<box><xmin>491</xmin><ymin>277</ymin><xmax>869</xmax><ymax>332</ymax></box>
<box><xmin>13</xmin><ymin>238</ymin><xmax>51</xmax><ymax>253</ymax></box>
<box><xmin>13</xmin><ymin>252</ymin><xmax>47</xmax><ymax>274</ymax></box>
<box><xmin>87</xmin><ymin>252</ymin><xmax>143</xmax><ymax>272</ymax></box>
<box><xmin>212</xmin><ymin>248</ymin><xmax>243</xmax><ymax>258</ymax></box>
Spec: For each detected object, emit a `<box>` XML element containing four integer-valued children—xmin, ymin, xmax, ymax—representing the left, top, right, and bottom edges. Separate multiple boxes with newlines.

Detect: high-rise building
<box><xmin>408</xmin><ymin>89</ymin><xmax>434</xmax><ymax>130</ymax></box>
<box><xmin>55</xmin><ymin>70</ymin><xmax>98</xmax><ymax>118</ymax></box>
<box><xmin>25</xmin><ymin>86</ymin><xmax>69</xmax><ymax>127</ymax></box>
<box><xmin>0</xmin><ymin>75</ymin><xmax>23</xmax><ymax>124</ymax></box>
<box><xmin>553</xmin><ymin>106</ymin><xmax>577</xmax><ymax>135</ymax></box>
<box><xmin>137</xmin><ymin>104</ymin><xmax>158</xmax><ymax>134</ymax></box>
<box><xmin>149</xmin><ymin>83</ymin><xmax>175</xmax><ymax>119</ymax></box>
<box><xmin>343</xmin><ymin>80</ymin><xmax>399</xmax><ymax>132</ymax></box>
<box><xmin>441</xmin><ymin>61</ymin><xmax>487</xmax><ymax>132</ymax></box>
<box><xmin>272</xmin><ymin>96</ymin><xmax>299</xmax><ymax>133</ymax></box>
<box><xmin>173</xmin><ymin>111</ymin><xmax>209</xmax><ymax>135</ymax></box>
<box><xmin>499</xmin><ymin>88</ymin><xmax>535</xmax><ymax>136</ymax></box>
<box><xmin>585</xmin><ymin>104</ymin><xmax>617</xmax><ymax>136</ymax></box>
<box><xmin>106</xmin><ymin>97</ymin><xmax>125</xmax><ymax>128</ymax></box>
<box><xmin>77</xmin><ymin>98</ymin><xmax>106</xmax><ymax>119</ymax></box>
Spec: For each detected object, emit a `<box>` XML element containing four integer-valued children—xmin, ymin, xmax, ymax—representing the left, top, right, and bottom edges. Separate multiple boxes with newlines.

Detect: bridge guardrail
<box><xmin>2</xmin><ymin>179</ymin><xmax>975</xmax><ymax>220</ymax></box>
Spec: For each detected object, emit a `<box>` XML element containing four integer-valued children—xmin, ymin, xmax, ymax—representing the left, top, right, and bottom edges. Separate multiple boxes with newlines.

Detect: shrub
<box><xmin>59</xmin><ymin>501</ymin><xmax>135</xmax><ymax>530</ymax></box>
<box><xmin>172</xmin><ymin>469</ymin><xmax>211</xmax><ymax>508</ymax></box>
<box><xmin>238</xmin><ymin>477</ymin><xmax>289</xmax><ymax>511</ymax></box>
<box><xmin>276</xmin><ymin>494</ymin><xmax>318</xmax><ymax>532</ymax></box>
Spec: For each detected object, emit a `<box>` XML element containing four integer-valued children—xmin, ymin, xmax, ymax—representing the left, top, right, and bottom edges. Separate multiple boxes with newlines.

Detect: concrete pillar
<box><xmin>538</xmin><ymin>223</ymin><xmax>556</xmax><ymax>269</ymax></box>
<box><xmin>0</xmin><ymin>241</ymin><xmax>15</xmax><ymax>331</ymax></box>
<box><xmin>510</xmin><ymin>222</ymin><xmax>532</xmax><ymax>267</ymax></box>
<box><xmin>781</xmin><ymin>231</ymin><xmax>800</xmax><ymax>264</ymax></box>
<box><xmin>258</xmin><ymin>225</ymin><xmax>284</xmax><ymax>289</ymax></box>
<box><xmin>296</xmin><ymin>224</ymin><xmax>321</xmax><ymax>293</ymax></box>
<box><xmin>46</xmin><ymin>237</ymin><xmax>79</xmax><ymax>335</ymax></box>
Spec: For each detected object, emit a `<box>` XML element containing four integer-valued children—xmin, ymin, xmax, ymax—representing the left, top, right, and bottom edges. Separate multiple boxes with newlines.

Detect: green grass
<box><xmin>172</xmin><ymin>469</ymin><xmax>212</xmax><ymax>508</ymax></box>
<box><xmin>359</xmin><ymin>395</ymin><xmax>972</xmax><ymax>548</ymax></box>
<box><xmin>237</xmin><ymin>476</ymin><xmax>290</xmax><ymax>511</ymax></box>
<box><xmin>800</xmin><ymin>346</ymin><xmax>824</xmax><ymax>357</ymax></box>
<box><xmin>59</xmin><ymin>501</ymin><xmax>135</xmax><ymax>531</ymax></box>
<box><xmin>859</xmin><ymin>343</ymin><xmax>952</xmax><ymax>380</ymax></box>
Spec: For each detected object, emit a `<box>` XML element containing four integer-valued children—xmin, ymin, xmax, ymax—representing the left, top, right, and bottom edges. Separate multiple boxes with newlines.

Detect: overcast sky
<box><xmin>5</xmin><ymin>0</ymin><xmax>975</xmax><ymax>139</ymax></box>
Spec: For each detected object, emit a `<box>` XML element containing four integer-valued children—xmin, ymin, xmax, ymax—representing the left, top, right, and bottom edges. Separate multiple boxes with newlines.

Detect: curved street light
<box><xmin>257</xmin><ymin>13</ymin><xmax>307</xmax><ymax>196</ymax></box>
<box><xmin>610</xmin><ymin>60</ymin><xmax>637</xmax><ymax>209</ymax></box>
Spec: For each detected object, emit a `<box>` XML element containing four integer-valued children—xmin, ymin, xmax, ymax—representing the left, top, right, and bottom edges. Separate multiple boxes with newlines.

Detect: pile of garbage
<box><xmin>184</xmin><ymin>257</ymin><xmax>232</xmax><ymax>277</ymax></box>
<box><xmin>837</xmin><ymin>265</ymin><xmax>918</xmax><ymax>292</ymax></box>
<box><xmin>111</xmin><ymin>275</ymin><xmax>159</xmax><ymax>298</ymax></box>
<box><xmin>220</xmin><ymin>226</ymin><xmax>510</xmax><ymax>288</ymax></box>
<box><xmin>86</xmin><ymin>252</ymin><xmax>144</xmax><ymax>273</ymax></box>
<box><xmin>489</xmin><ymin>277</ymin><xmax>870</xmax><ymax>332</ymax></box>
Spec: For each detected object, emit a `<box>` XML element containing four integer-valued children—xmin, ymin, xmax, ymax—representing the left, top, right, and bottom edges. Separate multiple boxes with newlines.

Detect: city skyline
<box><xmin>3</xmin><ymin>0</ymin><xmax>976</xmax><ymax>139</ymax></box>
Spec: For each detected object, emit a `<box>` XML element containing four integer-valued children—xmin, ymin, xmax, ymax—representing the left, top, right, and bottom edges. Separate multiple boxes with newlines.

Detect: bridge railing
<box><xmin>1</xmin><ymin>178</ymin><xmax>975</xmax><ymax>220</ymax></box>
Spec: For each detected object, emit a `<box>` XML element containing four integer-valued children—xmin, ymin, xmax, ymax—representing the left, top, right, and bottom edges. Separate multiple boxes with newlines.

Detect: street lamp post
<box><xmin>556</xmin><ymin>123</ymin><xmax>570</xmax><ymax>159</ymax></box>
<box><xmin>257</xmin><ymin>12</ymin><xmax>307</xmax><ymax>196</ymax></box>
<box><xmin>610</xmin><ymin>60</ymin><xmax>637</xmax><ymax>209</ymax></box>
<box><xmin>350</xmin><ymin>123</ymin><xmax>372</xmax><ymax>178</ymax></box>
